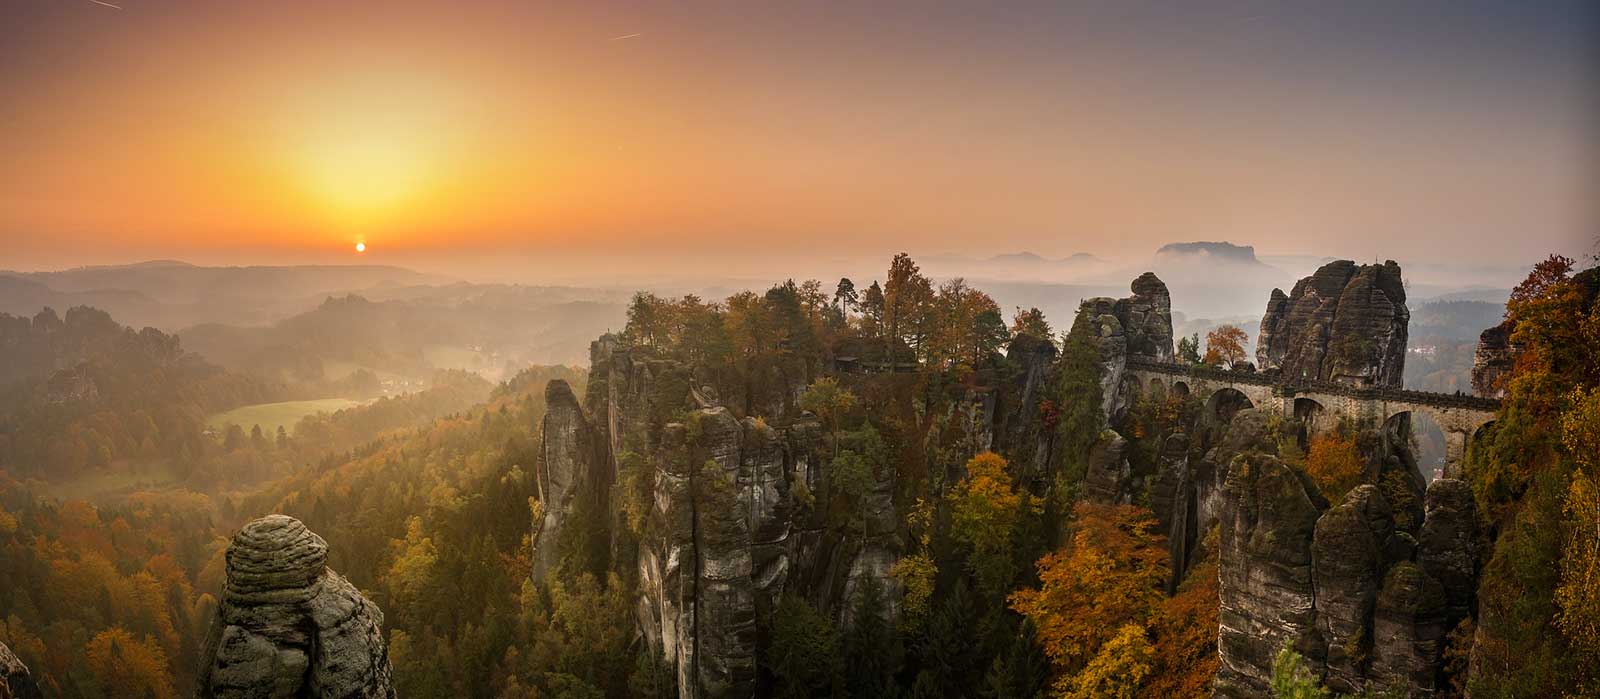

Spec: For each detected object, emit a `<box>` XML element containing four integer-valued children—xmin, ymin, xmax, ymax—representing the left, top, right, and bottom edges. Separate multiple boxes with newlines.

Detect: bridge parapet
<box><xmin>1124</xmin><ymin>359</ymin><xmax>1501</xmax><ymax>412</ymax></box>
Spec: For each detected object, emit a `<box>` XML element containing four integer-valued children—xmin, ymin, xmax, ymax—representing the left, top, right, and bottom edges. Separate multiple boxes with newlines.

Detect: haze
<box><xmin>2</xmin><ymin>0</ymin><xmax>1595</xmax><ymax>282</ymax></box>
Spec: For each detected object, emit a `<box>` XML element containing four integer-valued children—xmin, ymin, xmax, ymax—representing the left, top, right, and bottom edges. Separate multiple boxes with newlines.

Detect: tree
<box><xmin>1304</xmin><ymin>431</ymin><xmax>1363</xmax><ymax>503</ymax></box>
<box><xmin>624</xmin><ymin>292</ymin><xmax>672</xmax><ymax>348</ymax></box>
<box><xmin>834</xmin><ymin>277</ymin><xmax>859</xmax><ymax>313</ymax></box>
<box><xmin>768</xmin><ymin>596</ymin><xmax>840</xmax><ymax>698</ymax></box>
<box><xmin>949</xmin><ymin>452</ymin><xmax>1038</xmax><ymax>600</ymax></box>
<box><xmin>85</xmin><ymin>626</ymin><xmax>175</xmax><ymax>699</ymax></box>
<box><xmin>1270</xmin><ymin>646</ymin><xmax>1328</xmax><ymax>699</ymax></box>
<box><xmin>972</xmin><ymin>308</ymin><xmax>1011</xmax><ymax>367</ymax></box>
<box><xmin>1558</xmin><ymin>467</ymin><xmax>1600</xmax><ymax>676</ymax></box>
<box><xmin>1060</xmin><ymin>624</ymin><xmax>1153</xmax><ymax>699</ymax></box>
<box><xmin>1177</xmin><ymin>333</ymin><xmax>1202</xmax><ymax>364</ymax></box>
<box><xmin>1009</xmin><ymin>503</ymin><xmax>1166</xmax><ymax>683</ymax></box>
<box><xmin>883</xmin><ymin>253</ymin><xmax>934</xmax><ymax>360</ymax></box>
<box><xmin>1203</xmin><ymin>325</ymin><xmax>1249</xmax><ymax>369</ymax></box>
<box><xmin>1010</xmin><ymin>307</ymin><xmax>1053</xmax><ymax>344</ymax></box>
<box><xmin>1054</xmin><ymin>313</ymin><xmax>1105</xmax><ymax>491</ymax></box>
<box><xmin>799</xmin><ymin>377</ymin><xmax>857</xmax><ymax>454</ymax></box>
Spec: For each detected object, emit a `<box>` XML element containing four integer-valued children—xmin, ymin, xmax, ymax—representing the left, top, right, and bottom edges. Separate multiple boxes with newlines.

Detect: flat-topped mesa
<box><xmin>1257</xmin><ymin>260</ymin><xmax>1409</xmax><ymax>387</ymax></box>
<box><xmin>199</xmin><ymin>515</ymin><xmax>394</xmax><ymax>699</ymax></box>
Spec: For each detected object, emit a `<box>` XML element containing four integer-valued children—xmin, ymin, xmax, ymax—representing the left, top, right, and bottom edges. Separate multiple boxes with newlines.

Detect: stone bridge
<box><xmin>1123</xmin><ymin>359</ymin><xmax>1502</xmax><ymax>476</ymax></box>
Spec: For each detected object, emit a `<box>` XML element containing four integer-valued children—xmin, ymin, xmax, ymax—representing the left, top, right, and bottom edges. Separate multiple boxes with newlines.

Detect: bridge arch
<box><xmin>1148</xmin><ymin>378</ymin><xmax>1166</xmax><ymax>400</ymax></box>
<box><xmin>1207</xmin><ymin>387</ymin><xmax>1254</xmax><ymax>423</ymax></box>
<box><xmin>1293</xmin><ymin>397</ymin><xmax>1330</xmax><ymax>439</ymax></box>
<box><xmin>1171</xmin><ymin>380</ymin><xmax>1190</xmax><ymax>398</ymax></box>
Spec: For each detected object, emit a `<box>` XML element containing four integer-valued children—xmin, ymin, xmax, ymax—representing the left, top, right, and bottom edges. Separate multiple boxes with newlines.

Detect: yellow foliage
<box><xmin>948</xmin><ymin>452</ymin><xmax>1039</xmax><ymax>597</ymax></box>
<box><xmin>1059</xmin><ymin>624</ymin><xmax>1153</xmax><ymax>699</ymax></box>
<box><xmin>85</xmin><ymin>626</ymin><xmax>175</xmax><ymax>699</ymax></box>
<box><xmin>889</xmin><ymin>553</ymin><xmax>937</xmax><ymax>631</ymax></box>
<box><xmin>1009</xmin><ymin>503</ymin><xmax>1167</xmax><ymax>681</ymax></box>
<box><xmin>1558</xmin><ymin>468</ymin><xmax>1600</xmax><ymax>657</ymax></box>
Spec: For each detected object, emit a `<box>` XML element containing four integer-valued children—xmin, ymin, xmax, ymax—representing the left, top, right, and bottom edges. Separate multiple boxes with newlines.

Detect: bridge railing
<box><xmin>1123</xmin><ymin>359</ymin><xmax>1501</xmax><ymax>412</ymax></box>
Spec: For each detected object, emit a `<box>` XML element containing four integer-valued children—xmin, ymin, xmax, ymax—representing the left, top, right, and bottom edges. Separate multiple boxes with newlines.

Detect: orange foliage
<box><xmin>85</xmin><ymin>626</ymin><xmax>175</xmax><ymax>699</ymax></box>
<box><xmin>1145</xmin><ymin>560</ymin><xmax>1221</xmax><ymax>697</ymax></box>
<box><xmin>1203</xmin><ymin>325</ymin><xmax>1249</xmax><ymax>369</ymax></box>
<box><xmin>1305</xmin><ymin>432</ymin><xmax>1363</xmax><ymax>502</ymax></box>
<box><xmin>1009</xmin><ymin>502</ymin><xmax>1167</xmax><ymax>682</ymax></box>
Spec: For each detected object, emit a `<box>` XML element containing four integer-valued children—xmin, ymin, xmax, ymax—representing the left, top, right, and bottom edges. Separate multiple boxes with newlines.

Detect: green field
<box><xmin>207</xmin><ymin>398</ymin><xmax>364</xmax><ymax>435</ymax></box>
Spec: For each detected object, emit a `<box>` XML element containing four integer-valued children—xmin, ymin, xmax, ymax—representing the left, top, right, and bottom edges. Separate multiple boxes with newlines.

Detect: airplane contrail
<box><xmin>88</xmin><ymin>0</ymin><xmax>123</xmax><ymax>8</ymax></box>
<box><xmin>609</xmin><ymin>32</ymin><xmax>643</xmax><ymax>41</ymax></box>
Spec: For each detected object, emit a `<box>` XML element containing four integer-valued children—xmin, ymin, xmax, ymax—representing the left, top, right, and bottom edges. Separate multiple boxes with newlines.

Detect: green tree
<box><xmin>1270</xmin><ymin>646</ymin><xmax>1328</xmax><ymax>699</ymax></box>
<box><xmin>767</xmin><ymin>596</ymin><xmax>840</xmax><ymax>698</ymax></box>
<box><xmin>1054</xmin><ymin>312</ymin><xmax>1105</xmax><ymax>491</ymax></box>
<box><xmin>1177</xmin><ymin>333</ymin><xmax>1202</xmax><ymax>364</ymax></box>
<box><xmin>799</xmin><ymin>377</ymin><xmax>857</xmax><ymax>452</ymax></box>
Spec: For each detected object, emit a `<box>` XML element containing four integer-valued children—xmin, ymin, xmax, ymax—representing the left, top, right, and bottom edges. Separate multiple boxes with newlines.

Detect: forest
<box><xmin>0</xmin><ymin>252</ymin><xmax>1596</xmax><ymax>698</ymax></box>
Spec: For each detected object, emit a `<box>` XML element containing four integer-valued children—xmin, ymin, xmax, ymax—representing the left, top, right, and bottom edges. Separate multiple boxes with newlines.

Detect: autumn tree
<box><xmin>1304</xmin><ymin>430</ymin><xmax>1363</xmax><ymax>503</ymax></box>
<box><xmin>1010</xmin><ymin>307</ymin><xmax>1053</xmax><ymax>345</ymax></box>
<box><xmin>799</xmin><ymin>377</ymin><xmax>857</xmax><ymax>452</ymax></box>
<box><xmin>1060</xmin><ymin>624</ymin><xmax>1153</xmax><ymax>699</ymax></box>
<box><xmin>85</xmin><ymin>626</ymin><xmax>175</xmax><ymax>699</ymax></box>
<box><xmin>1009</xmin><ymin>503</ymin><xmax>1166</xmax><ymax>689</ymax></box>
<box><xmin>1203</xmin><ymin>325</ymin><xmax>1249</xmax><ymax>369</ymax></box>
<box><xmin>948</xmin><ymin>452</ymin><xmax>1038</xmax><ymax>600</ymax></box>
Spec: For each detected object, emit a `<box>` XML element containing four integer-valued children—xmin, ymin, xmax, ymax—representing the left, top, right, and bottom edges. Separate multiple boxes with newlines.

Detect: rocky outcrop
<box><xmin>1257</xmin><ymin>260</ymin><xmax>1409</xmax><ymax>387</ymax></box>
<box><xmin>1071</xmin><ymin>272</ymin><xmax>1176</xmax><ymax>424</ymax></box>
<box><xmin>1125</xmin><ymin>272</ymin><xmax>1175</xmax><ymax>363</ymax></box>
<box><xmin>1312</xmin><ymin>486</ymin><xmax>1394</xmax><ymax>693</ymax></box>
<box><xmin>0</xmin><ymin>641</ymin><xmax>40</xmax><ymax>699</ymax></box>
<box><xmin>1470</xmin><ymin>319</ymin><xmax>1515</xmax><ymax>398</ymax></box>
<box><xmin>199</xmin><ymin>515</ymin><xmax>394</xmax><ymax>699</ymax></box>
<box><xmin>1417</xmin><ymin>479</ymin><xmax>1479</xmax><ymax>624</ymax></box>
<box><xmin>1216</xmin><ymin>453</ymin><xmax>1328</xmax><ymax>698</ymax></box>
<box><xmin>1368</xmin><ymin>562</ymin><xmax>1448</xmax><ymax>696</ymax></box>
<box><xmin>1216</xmin><ymin>465</ymin><xmax>1478</xmax><ymax>697</ymax></box>
<box><xmin>1082</xmin><ymin>430</ymin><xmax>1130</xmax><ymax>504</ymax></box>
<box><xmin>532</xmin><ymin>379</ymin><xmax>608</xmax><ymax>580</ymax></box>
<box><xmin>991</xmin><ymin>333</ymin><xmax>1058</xmax><ymax>483</ymax></box>
<box><xmin>623</xmin><ymin>389</ymin><xmax>883</xmax><ymax>698</ymax></box>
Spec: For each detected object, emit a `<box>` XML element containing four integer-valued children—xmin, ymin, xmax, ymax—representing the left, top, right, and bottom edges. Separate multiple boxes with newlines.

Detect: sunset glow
<box><xmin>0</xmin><ymin>1</ymin><xmax>1594</xmax><ymax>273</ymax></box>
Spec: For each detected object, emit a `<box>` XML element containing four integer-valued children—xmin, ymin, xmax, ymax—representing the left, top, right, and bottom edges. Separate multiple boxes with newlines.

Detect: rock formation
<box><xmin>1081</xmin><ymin>430</ymin><xmax>1130</xmax><ymax>504</ymax></box>
<box><xmin>198</xmin><ymin>515</ymin><xmax>394</xmax><ymax>699</ymax></box>
<box><xmin>1470</xmin><ymin>319</ymin><xmax>1515</xmax><ymax>398</ymax></box>
<box><xmin>1257</xmin><ymin>260</ymin><xmax>1409</xmax><ymax>387</ymax></box>
<box><xmin>1071</xmin><ymin>272</ymin><xmax>1175</xmax><ymax>422</ymax></box>
<box><xmin>0</xmin><ymin>641</ymin><xmax>40</xmax><ymax>699</ymax></box>
<box><xmin>1312</xmin><ymin>486</ymin><xmax>1395</xmax><ymax>692</ymax></box>
<box><xmin>531</xmin><ymin>378</ymin><xmax>608</xmax><ymax>580</ymax></box>
<box><xmin>554</xmin><ymin>337</ymin><xmax>894</xmax><ymax>699</ymax></box>
<box><xmin>1216</xmin><ymin>453</ymin><xmax>1328</xmax><ymax>698</ymax></box>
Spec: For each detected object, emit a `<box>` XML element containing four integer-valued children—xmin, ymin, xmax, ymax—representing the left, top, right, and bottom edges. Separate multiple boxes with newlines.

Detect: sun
<box><xmin>355</xmin><ymin>242</ymin><xmax>366</xmax><ymax>253</ymax></box>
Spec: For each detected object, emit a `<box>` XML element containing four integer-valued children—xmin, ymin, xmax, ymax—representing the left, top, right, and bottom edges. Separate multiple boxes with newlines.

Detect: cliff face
<box><xmin>1257</xmin><ymin>260</ymin><xmax>1409</xmax><ymax>387</ymax></box>
<box><xmin>0</xmin><ymin>641</ymin><xmax>41</xmax><ymax>699</ymax></box>
<box><xmin>198</xmin><ymin>515</ymin><xmax>394</xmax><ymax>699</ymax></box>
<box><xmin>552</xmin><ymin>336</ymin><xmax>894</xmax><ymax>698</ymax></box>
<box><xmin>1470</xmin><ymin>319</ymin><xmax>1515</xmax><ymax>398</ymax></box>
<box><xmin>1072</xmin><ymin>272</ymin><xmax>1175</xmax><ymax>422</ymax></box>
<box><xmin>531</xmin><ymin>378</ymin><xmax>609</xmax><ymax>580</ymax></box>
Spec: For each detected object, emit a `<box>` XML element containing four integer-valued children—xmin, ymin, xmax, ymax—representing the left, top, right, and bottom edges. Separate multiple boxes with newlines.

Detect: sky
<box><xmin>1</xmin><ymin>0</ymin><xmax>1595</xmax><ymax>279</ymax></box>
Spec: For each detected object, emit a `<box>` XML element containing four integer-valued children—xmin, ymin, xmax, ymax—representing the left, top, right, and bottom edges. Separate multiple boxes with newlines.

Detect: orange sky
<box><xmin>1</xmin><ymin>1</ymin><xmax>1595</xmax><ymax>274</ymax></box>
